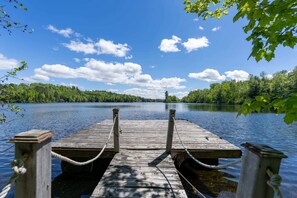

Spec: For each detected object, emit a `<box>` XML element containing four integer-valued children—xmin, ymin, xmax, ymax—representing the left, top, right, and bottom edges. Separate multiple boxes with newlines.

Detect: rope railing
<box><xmin>0</xmin><ymin>154</ymin><xmax>28</xmax><ymax>198</ymax></box>
<box><xmin>173</xmin><ymin>118</ymin><xmax>242</xmax><ymax>170</ymax></box>
<box><xmin>266</xmin><ymin>168</ymin><xmax>283</xmax><ymax>198</ymax></box>
<box><xmin>51</xmin><ymin>115</ymin><xmax>117</xmax><ymax>166</ymax></box>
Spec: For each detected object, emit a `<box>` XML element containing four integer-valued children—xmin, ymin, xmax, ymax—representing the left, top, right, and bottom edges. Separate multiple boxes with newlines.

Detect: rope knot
<box><xmin>266</xmin><ymin>168</ymin><xmax>282</xmax><ymax>198</ymax></box>
<box><xmin>11</xmin><ymin>155</ymin><xmax>28</xmax><ymax>175</ymax></box>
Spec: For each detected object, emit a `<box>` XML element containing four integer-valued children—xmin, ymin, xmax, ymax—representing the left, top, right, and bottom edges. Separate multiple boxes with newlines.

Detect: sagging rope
<box><xmin>173</xmin><ymin>118</ymin><xmax>241</xmax><ymax>169</ymax></box>
<box><xmin>266</xmin><ymin>168</ymin><xmax>282</xmax><ymax>198</ymax></box>
<box><xmin>0</xmin><ymin>154</ymin><xmax>28</xmax><ymax>198</ymax></box>
<box><xmin>51</xmin><ymin>115</ymin><xmax>117</xmax><ymax>166</ymax></box>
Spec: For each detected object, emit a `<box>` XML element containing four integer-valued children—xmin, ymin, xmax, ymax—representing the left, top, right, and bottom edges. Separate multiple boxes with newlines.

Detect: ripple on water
<box><xmin>0</xmin><ymin>103</ymin><xmax>296</xmax><ymax>197</ymax></box>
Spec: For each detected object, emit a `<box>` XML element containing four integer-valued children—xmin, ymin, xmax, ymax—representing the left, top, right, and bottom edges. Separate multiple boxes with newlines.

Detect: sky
<box><xmin>0</xmin><ymin>0</ymin><xmax>296</xmax><ymax>99</ymax></box>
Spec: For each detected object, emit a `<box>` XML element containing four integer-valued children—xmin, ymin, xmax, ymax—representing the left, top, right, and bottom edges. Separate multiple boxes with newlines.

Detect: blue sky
<box><xmin>0</xmin><ymin>0</ymin><xmax>296</xmax><ymax>99</ymax></box>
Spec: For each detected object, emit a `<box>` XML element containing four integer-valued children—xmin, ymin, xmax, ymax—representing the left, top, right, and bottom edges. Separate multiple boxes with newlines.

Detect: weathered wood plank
<box><xmin>91</xmin><ymin>150</ymin><xmax>187</xmax><ymax>198</ymax></box>
<box><xmin>52</xmin><ymin>119</ymin><xmax>241</xmax><ymax>158</ymax></box>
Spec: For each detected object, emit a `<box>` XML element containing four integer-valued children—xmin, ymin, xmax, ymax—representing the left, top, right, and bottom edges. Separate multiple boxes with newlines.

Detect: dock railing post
<box><xmin>10</xmin><ymin>130</ymin><xmax>54</xmax><ymax>198</ymax></box>
<box><xmin>113</xmin><ymin>108</ymin><xmax>120</xmax><ymax>153</ymax></box>
<box><xmin>236</xmin><ymin>142</ymin><xmax>287</xmax><ymax>198</ymax></box>
<box><xmin>166</xmin><ymin>109</ymin><xmax>176</xmax><ymax>153</ymax></box>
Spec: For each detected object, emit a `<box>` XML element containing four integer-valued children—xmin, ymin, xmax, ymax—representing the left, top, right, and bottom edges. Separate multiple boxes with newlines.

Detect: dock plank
<box><xmin>52</xmin><ymin>119</ymin><xmax>241</xmax><ymax>158</ymax></box>
<box><xmin>91</xmin><ymin>150</ymin><xmax>187</xmax><ymax>198</ymax></box>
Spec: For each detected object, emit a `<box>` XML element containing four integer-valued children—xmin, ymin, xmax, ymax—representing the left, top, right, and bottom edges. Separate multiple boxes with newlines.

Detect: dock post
<box><xmin>10</xmin><ymin>130</ymin><xmax>54</xmax><ymax>198</ymax></box>
<box><xmin>236</xmin><ymin>142</ymin><xmax>287</xmax><ymax>198</ymax></box>
<box><xmin>166</xmin><ymin>109</ymin><xmax>176</xmax><ymax>153</ymax></box>
<box><xmin>113</xmin><ymin>108</ymin><xmax>120</xmax><ymax>153</ymax></box>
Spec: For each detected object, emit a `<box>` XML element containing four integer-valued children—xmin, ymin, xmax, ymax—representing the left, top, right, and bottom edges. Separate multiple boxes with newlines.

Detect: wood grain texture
<box><xmin>91</xmin><ymin>150</ymin><xmax>187</xmax><ymax>198</ymax></box>
<box><xmin>52</xmin><ymin>119</ymin><xmax>241</xmax><ymax>158</ymax></box>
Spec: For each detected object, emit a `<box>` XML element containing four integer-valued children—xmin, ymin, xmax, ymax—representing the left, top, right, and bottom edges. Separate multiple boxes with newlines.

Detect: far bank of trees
<box><xmin>0</xmin><ymin>83</ymin><xmax>161</xmax><ymax>103</ymax></box>
<box><xmin>182</xmin><ymin>67</ymin><xmax>297</xmax><ymax>105</ymax></box>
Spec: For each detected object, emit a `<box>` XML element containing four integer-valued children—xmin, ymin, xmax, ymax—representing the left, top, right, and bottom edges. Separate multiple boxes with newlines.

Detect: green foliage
<box><xmin>182</xmin><ymin>67</ymin><xmax>297</xmax><ymax>123</ymax></box>
<box><xmin>184</xmin><ymin>0</ymin><xmax>297</xmax><ymax>62</ymax></box>
<box><xmin>0</xmin><ymin>0</ymin><xmax>30</xmax><ymax>34</ymax></box>
<box><xmin>0</xmin><ymin>61</ymin><xmax>28</xmax><ymax>123</ymax></box>
<box><xmin>0</xmin><ymin>83</ymin><xmax>161</xmax><ymax>104</ymax></box>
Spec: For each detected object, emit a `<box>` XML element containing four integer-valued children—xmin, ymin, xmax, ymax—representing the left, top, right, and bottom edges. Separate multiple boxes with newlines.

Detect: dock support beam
<box><xmin>236</xmin><ymin>142</ymin><xmax>287</xmax><ymax>198</ymax></box>
<box><xmin>10</xmin><ymin>130</ymin><xmax>54</xmax><ymax>198</ymax></box>
<box><xmin>113</xmin><ymin>108</ymin><xmax>120</xmax><ymax>153</ymax></box>
<box><xmin>166</xmin><ymin>109</ymin><xmax>176</xmax><ymax>153</ymax></box>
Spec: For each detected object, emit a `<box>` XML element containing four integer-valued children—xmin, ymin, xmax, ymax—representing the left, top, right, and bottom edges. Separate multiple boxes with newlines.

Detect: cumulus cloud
<box><xmin>25</xmin><ymin>59</ymin><xmax>186</xmax><ymax>90</ymax></box>
<box><xmin>225</xmin><ymin>70</ymin><xmax>250</xmax><ymax>81</ymax></box>
<box><xmin>159</xmin><ymin>35</ymin><xmax>181</xmax><ymax>53</ymax></box>
<box><xmin>64</xmin><ymin>39</ymin><xmax>131</xmax><ymax>58</ymax></box>
<box><xmin>64</xmin><ymin>41</ymin><xmax>97</xmax><ymax>54</ymax></box>
<box><xmin>212</xmin><ymin>26</ymin><xmax>221</xmax><ymax>32</ymax></box>
<box><xmin>47</xmin><ymin>25</ymin><xmax>74</xmax><ymax>37</ymax></box>
<box><xmin>123</xmin><ymin>88</ymin><xmax>165</xmax><ymax>99</ymax></box>
<box><xmin>0</xmin><ymin>53</ymin><xmax>18</xmax><ymax>70</ymax></box>
<box><xmin>182</xmin><ymin>37</ymin><xmax>209</xmax><ymax>52</ymax></box>
<box><xmin>199</xmin><ymin>26</ymin><xmax>204</xmax><ymax>30</ymax></box>
<box><xmin>188</xmin><ymin>69</ymin><xmax>226</xmax><ymax>82</ymax></box>
<box><xmin>171</xmin><ymin>91</ymin><xmax>189</xmax><ymax>99</ymax></box>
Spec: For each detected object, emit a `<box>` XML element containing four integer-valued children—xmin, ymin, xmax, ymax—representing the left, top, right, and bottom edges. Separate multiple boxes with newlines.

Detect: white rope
<box><xmin>266</xmin><ymin>168</ymin><xmax>282</xmax><ymax>198</ymax></box>
<box><xmin>51</xmin><ymin>115</ymin><xmax>117</xmax><ymax>166</ymax></box>
<box><xmin>0</xmin><ymin>155</ymin><xmax>28</xmax><ymax>198</ymax></box>
<box><xmin>173</xmin><ymin>118</ymin><xmax>241</xmax><ymax>169</ymax></box>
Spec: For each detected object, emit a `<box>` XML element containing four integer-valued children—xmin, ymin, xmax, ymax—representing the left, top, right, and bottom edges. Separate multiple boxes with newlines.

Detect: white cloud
<box><xmin>171</xmin><ymin>91</ymin><xmax>189</xmax><ymax>99</ymax></box>
<box><xmin>265</xmin><ymin>74</ymin><xmax>273</xmax><ymax>79</ymax></box>
<box><xmin>199</xmin><ymin>26</ymin><xmax>204</xmax><ymax>30</ymax></box>
<box><xmin>74</xmin><ymin>58</ymin><xmax>80</xmax><ymax>63</ymax></box>
<box><xmin>96</xmin><ymin>39</ymin><xmax>130</xmax><ymax>57</ymax></box>
<box><xmin>188</xmin><ymin>69</ymin><xmax>226</xmax><ymax>82</ymax></box>
<box><xmin>64</xmin><ymin>39</ymin><xmax>131</xmax><ymax>58</ymax></box>
<box><xmin>225</xmin><ymin>70</ymin><xmax>250</xmax><ymax>81</ymax></box>
<box><xmin>0</xmin><ymin>53</ymin><xmax>18</xmax><ymax>70</ymax></box>
<box><xmin>212</xmin><ymin>26</ymin><xmax>221</xmax><ymax>32</ymax></box>
<box><xmin>47</xmin><ymin>25</ymin><xmax>74</xmax><ymax>37</ymax></box>
<box><xmin>159</xmin><ymin>35</ymin><xmax>181</xmax><ymax>53</ymax></box>
<box><xmin>123</xmin><ymin>88</ymin><xmax>165</xmax><ymax>99</ymax></box>
<box><xmin>64</xmin><ymin>41</ymin><xmax>97</xmax><ymax>54</ymax></box>
<box><xmin>26</xmin><ymin>59</ymin><xmax>186</xmax><ymax>90</ymax></box>
<box><xmin>107</xmin><ymin>89</ymin><xmax>119</xmax><ymax>93</ymax></box>
<box><xmin>193</xmin><ymin>18</ymin><xmax>199</xmax><ymax>22</ymax></box>
<box><xmin>60</xmin><ymin>83</ymin><xmax>79</xmax><ymax>87</ymax></box>
<box><xmin>182</xmin><ymin>37</ymin><xmax>209</xmax><ymax>52</ymax></box>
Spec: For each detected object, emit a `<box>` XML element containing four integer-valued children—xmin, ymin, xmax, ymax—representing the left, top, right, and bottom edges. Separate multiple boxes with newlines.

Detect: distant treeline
<box><xmin>0</xmin><ymin>83</ymin><xmax>163</xmax><ymax>103</ymax></box>
<box><xmin>182</xmin><ymin>67</ymin><xmax>297</xmax><ymax>104</ymax></box>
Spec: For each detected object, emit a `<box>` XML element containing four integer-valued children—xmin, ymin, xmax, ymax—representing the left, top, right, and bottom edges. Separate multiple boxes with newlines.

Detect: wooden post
<box><xmin>236</xmin><ymin>142</ymin><xmax>287</xmax><ymax>198</ymax></box>
<box><xmin>166</xmin><ymin>109</ymin><xmax>176</xmax><ymax>153</ymax></box>
<box><xmin>113</xmin><ymin>108</ymin><xmax>120</xmax><ymax>153</ymax></box>
<box><xmin>10</xmin><ymin>130</ymin><xmax>54</xmax><ymax>198</ymax></box>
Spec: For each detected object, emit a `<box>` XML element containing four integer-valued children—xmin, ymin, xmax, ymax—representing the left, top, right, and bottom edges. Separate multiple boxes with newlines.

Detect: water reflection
<box><xmin>186</xmin><ymin>103</ymin><xmax>241</xmax><ymax>112</ymax></box>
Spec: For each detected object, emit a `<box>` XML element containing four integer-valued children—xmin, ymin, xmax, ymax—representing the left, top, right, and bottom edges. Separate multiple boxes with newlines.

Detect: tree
<box><xmin>0</xmin><ymin>0</ymin><xmax>30</xmax><ymax>34</ymax></box>
<box><xmin>165</xmin><ymin>91</ymin><xmax>169</xmax><ymax>103</ymax></box>
<box><xmin>0</xmin><ymin>0</ymin><xmax>29</xmax><ymax>123</ymax></box>
<box><xmin>0</xmin><ymin>61</ymin><xmax>28</xmax><ymax>123</ymax></box>
<box><xmin>184</xmin><ymin>0</ymin><xmax>297</xmax><ymax>123</ymax></box>
<box><xmin>184</xmin><ymin>0</ymin><xmax>297</xmax><ymax>62</ymax></box>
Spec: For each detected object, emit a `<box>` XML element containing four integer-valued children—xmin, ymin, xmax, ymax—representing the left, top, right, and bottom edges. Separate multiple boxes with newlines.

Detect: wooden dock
<box><xmin>52</xmin><ymin>117</ymin><xmax>241</xmax><ymax>197</ymax></box>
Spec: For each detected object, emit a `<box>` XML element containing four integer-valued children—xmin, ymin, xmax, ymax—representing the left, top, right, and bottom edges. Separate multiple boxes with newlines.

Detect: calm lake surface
<box><xmin>0</xmin><ymin>103</ymin><xmax>296</xmax><ymax>197</ymax></box>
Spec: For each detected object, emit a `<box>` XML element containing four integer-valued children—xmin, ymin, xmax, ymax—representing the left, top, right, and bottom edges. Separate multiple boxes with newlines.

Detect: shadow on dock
<box><xmin>52</xmin><ymin>158</ymin><xmax>113</xmax><ymax>198</ymax></box>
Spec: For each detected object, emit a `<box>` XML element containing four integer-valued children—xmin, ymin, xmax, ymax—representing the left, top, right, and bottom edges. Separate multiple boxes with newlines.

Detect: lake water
<box><xmin>0</xmin><ymin>103</ymin><xmax>296</xmax><ymax>197</ymax></box>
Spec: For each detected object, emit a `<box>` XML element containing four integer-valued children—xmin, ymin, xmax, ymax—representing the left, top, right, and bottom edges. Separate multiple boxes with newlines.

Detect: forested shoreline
<box><xmin>182</xmin><ymin>67</ymin><xmax>297</xmax><ymax>104</ymax></box>
<box><xmin>0</xmin><ymin>83</ymin><xmax>162</xmax><ymax>103</ymax></box>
